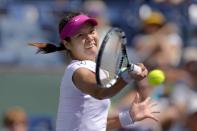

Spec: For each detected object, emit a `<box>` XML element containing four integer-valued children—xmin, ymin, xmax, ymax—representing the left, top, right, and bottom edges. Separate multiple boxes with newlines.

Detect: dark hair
<box><xmin>30</xmin><ymin>12</ymin><xmax>81</xmax><ymax>54</ymax></box>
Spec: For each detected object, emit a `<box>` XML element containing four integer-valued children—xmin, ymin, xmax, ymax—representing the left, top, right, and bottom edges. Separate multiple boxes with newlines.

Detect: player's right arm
<box><xmin>73</xmin><ymin>67</ymin><xmax>127</xmax><ymax>99</ymax></box>
<box><xmin>73</xmin><ymin>63</ymin><xmax>147</xmax><ymax>99</ymax></box>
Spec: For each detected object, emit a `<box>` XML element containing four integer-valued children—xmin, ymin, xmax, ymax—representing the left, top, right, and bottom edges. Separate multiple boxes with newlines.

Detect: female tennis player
<box><xmin>30</xmin><ymin>12</ymin><xmax>159</xmax><ymax>131</ymax></box>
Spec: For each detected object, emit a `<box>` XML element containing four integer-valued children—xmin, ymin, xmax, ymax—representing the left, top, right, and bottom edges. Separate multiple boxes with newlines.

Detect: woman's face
<box><xmin>8</xmin><ymin>122</ymin><xmax>27</xmax><ymax>131</ymax></box>
<box><xmin>65</xmin><ymin>22</ymin><xmax>99</xmax><ymax>61</ymax></box>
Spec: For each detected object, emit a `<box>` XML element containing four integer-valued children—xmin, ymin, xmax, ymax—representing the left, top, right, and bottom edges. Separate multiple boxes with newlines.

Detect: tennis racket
<box><xmin>96</xmin><ymin>28</ymin><xmax>142</xmax><ymax>88</ymax></box>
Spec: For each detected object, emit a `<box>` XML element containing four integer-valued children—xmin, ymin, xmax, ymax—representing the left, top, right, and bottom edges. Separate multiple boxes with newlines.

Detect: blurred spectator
<box><xmin>1</xmin><ymin>107</ymin><xmax>27</xmax><ymax>131</ymax></box>
<box><xmin>132</xmin><ymin>11</ymin><xmax>183</xmax><ymax>69</ymax></box>
<box><xmin>160</xmin><ymin>47</ymin><xmax>197</xmax><ymax>131</ymax></box>
<box><xmin>171</xmin><ymin>48</ymin><xmax>197</xmax><ymax>114</ymax></box>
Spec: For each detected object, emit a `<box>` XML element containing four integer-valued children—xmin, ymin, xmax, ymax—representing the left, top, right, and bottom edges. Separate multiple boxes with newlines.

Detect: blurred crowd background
<box><xmin>0</xmin><ymin>0</ymin><xmax>197</xmax><ymax>131</ymax></box>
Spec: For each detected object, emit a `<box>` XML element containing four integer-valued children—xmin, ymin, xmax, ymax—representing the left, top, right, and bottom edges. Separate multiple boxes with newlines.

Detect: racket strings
<box><xmin>96</xmin><ymin>28</ymin><xmax>129</xmax><ymax>88</ymax></box>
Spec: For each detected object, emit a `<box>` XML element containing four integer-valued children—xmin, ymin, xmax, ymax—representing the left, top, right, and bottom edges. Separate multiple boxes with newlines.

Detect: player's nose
<box><xmin>86</xmin><ymin>33</ymin><xmax>94</xmax><ymax>41</ymax></box>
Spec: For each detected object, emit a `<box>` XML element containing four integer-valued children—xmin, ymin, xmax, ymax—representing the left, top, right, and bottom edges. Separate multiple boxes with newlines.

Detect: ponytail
<box><xmin>29</xmin><ymin>42</ymin><xmax>66</xmax><ymax>54</ymax></box>
<box><xmin>29</xmin><ymin>11</ymin><xmax>80</xmax><ymax>54</ymax></box>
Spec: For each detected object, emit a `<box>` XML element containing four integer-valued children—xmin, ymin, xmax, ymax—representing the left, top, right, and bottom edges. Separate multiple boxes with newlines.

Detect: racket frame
<box><xmin>96</xmin><ymin>28</ymin><xmax>132</xmax><ymax>87</ymax></box>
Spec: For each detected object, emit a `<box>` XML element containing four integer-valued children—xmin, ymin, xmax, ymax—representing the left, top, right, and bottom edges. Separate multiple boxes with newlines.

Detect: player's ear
<box><xmin>62</xmin><ymin>40</ymin><xmax>71</xmax><ymax>50</ymax></box>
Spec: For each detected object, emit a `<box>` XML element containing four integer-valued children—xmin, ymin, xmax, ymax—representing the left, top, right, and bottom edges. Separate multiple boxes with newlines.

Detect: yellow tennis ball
<box><xmin>147</xmin><ymin>69</ymin><xmax>165</xmax><ymax>86</ymax></box>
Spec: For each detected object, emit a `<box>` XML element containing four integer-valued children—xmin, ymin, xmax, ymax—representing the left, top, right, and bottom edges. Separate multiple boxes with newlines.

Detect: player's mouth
<box><xmin>85</xmin><ymin>43</ymin><xmax>96</xmax><ymax>49</ymax></box>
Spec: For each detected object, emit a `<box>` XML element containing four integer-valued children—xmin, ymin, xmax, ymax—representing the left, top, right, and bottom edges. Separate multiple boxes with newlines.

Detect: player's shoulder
<box><xmin>67</xmin><ymin>60</ymin><xmax>96</xmax><ymax>72</ymax></box>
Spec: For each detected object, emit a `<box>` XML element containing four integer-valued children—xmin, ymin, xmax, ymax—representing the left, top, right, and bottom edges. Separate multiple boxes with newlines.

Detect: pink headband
<box><xmin>60</xmin><ymin>14</ymin><xmax>98</xmax><ymax>40</ymax></box>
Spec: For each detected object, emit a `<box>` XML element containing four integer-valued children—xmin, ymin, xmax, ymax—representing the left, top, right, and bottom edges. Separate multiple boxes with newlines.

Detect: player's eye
<box><xmin>90</xmin><ymin>29</ymin><xmax>96</xmax><ymax>34</ymax></box>
<box><xmin>76</xmin><ymin>33</ymin><xmax>85</xmax><ymax>38</ymax></box>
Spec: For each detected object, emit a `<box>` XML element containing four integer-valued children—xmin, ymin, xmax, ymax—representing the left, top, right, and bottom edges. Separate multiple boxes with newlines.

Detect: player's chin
<box><xmin>85</xmin><ymin>51</ymin><xmax>97</xmax><ymax>61</ymax></box>
<box><xmin>86</xmin><ymin>46</ymin><xmax>98</xmax><ymax>54</ymax></box>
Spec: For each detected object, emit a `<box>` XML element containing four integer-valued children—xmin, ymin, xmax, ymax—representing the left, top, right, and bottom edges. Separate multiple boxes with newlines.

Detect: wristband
<box><xmin>119</xmin><ymin>110</ymin><xmax>134</xmax><ymax>128</ymax></box>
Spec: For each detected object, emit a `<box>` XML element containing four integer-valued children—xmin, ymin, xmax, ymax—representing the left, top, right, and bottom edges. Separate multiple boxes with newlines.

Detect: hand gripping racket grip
<box><xmin>130</xmin><ymin>64</ymin><xmax>142</xmax><ymax>74</ymax></box>
<box><xmin>120</xmin><ymin>64</ymin><xmax>142</xmax><ymax>83</ymax></box>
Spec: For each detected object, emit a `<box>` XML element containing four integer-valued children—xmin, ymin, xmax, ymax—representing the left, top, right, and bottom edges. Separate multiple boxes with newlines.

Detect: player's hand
<box><xmin>129</xmin><ymin>63</ymin><xmax>148</xmax><ymax>81</ymax></box>
<box><xmin>129</xmin><ymin>93</ymin><xmax>160</xmax><ymax>122</ymax></box>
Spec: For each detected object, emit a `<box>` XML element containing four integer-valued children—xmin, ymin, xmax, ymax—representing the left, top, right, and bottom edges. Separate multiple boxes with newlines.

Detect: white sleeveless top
<box><xmin>56</xmin><ymin>60</ymin><xmax>111</xmax><ymax>131</ymax></box>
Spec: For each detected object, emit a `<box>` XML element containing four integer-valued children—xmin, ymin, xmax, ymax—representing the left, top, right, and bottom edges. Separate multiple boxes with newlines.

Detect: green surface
<box><xmin>0</xmin><ymin>72</ymin><xmax>62</xmax><ymax>126</ymax></box>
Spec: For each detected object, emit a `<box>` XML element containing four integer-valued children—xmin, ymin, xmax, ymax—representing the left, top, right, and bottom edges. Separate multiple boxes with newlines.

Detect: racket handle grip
<box><xmin>130</xmin><ymin>64</ymin><xmax>142</xmax><ymax>74</ymax></box>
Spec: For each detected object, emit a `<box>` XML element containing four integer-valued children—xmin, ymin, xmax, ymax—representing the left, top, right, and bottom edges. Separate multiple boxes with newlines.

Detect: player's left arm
<box><xmin>107</xmin><ymin>93</ymin><xmax>159</xmax><ymax>129</ymax></box>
